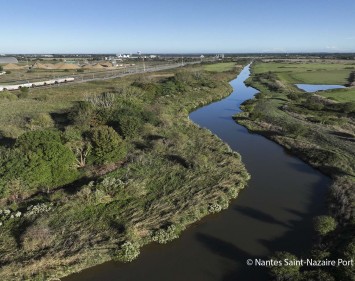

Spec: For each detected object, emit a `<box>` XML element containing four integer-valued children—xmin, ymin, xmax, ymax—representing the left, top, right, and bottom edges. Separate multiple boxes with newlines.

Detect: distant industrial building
<box><xmin>0</xmin><ymin>57</ymin><xmax>18</xmax><ymax>64</ymax></box>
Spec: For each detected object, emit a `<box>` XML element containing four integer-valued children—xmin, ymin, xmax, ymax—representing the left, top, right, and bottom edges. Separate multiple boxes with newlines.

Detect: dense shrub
<box><xmin>116</xmin><ymin>115</ymin><xmax>143</xmax><ymax>138</ymax></box>
<box><xmin>110</xmin><ymin>101</ymin><xmax>158</xmax><ymax>138</ymax></box>
<box><xmin>115</xmin><ymin>242</ymin><xmax>140</xmax><ymax>262</ymax></box>
<box><xmin>269</xmin><ymin>251</ymin><xmax>300</xmax><ymax>280</ymax></box>
<box><xmin>0</xmin><ymin>129</ymin><xmax>78</xmax><ymax>193</ymax></box>
<box><xmin>342</xmin><ymin>101</ymin><xmax>355</xmax><ymax>114</ymax></box>
<box><xmin>152</xmin><ymin>225</ymin><xmax>179</xmax><ymax>244</ymax></box>
<box><xmin>87</xmin><ymin>125</ymin><xmax>127</xmax><ymax>165</ymax></box>
<box><xmin>208</xmin><ymin>203</ymin><xmax>222</xmax><ymax>213</ymax></box>
<box><xmin>26</xmin><ymin>113</ymin><xmax>55</xmax><ymax>130</ymax></box>
<box><xmin>285</xmin><ymin>122</ymin><xmax>309</xmax><ymax>137</ymax></box>
<box><xmin>69</xmin><ymin>101</ymin><xmax>96</xmax><ymax>126</ymax></box>
<box><xmin>303</xmin><ymin>96</ymin><xmax>324</xmax><ymax>111</ymax></box>
<box><xmin>313</xmin><ymin>216</ymin><xmax>337</xmax><ymax>236</ymax></box>
<box><xmin>0</xmin><ymin>91</ymin><xmax>18</xmax><ymax>101</ymax></box>
<box><xmin>287</xmin><ymin>92</ymin><xmax>301</xmax><ymax>101</ymax></box>
<box><xmin>16</xmin><ymin>129</ymin><xmax>61</xmax><ymax>150</ymax></box>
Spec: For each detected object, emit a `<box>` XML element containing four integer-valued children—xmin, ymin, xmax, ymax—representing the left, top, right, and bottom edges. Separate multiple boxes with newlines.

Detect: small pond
<box><xmin>295</xmin><ymin>84</ymin><xmax>345</xmax><ymax>92</ymax></box>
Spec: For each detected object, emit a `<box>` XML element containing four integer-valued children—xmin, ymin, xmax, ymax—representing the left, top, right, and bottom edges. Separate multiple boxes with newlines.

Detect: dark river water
<box><xmin>63</xmin><ymin>65</ymin><xmax>330</xmax><ymax>281</ymax></box>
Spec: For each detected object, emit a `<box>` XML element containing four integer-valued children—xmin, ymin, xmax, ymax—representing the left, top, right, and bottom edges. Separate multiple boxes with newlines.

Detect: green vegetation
<box><xmin>204</xmin><ymin>62</ymin><xmax>241</xmax><ymax>72</ymax></box>
<box><xmin>253</xmin><ymin>61</ymin><xmax>354</xmax><ymax>85</ymax></box>
<box><xmin>234</xmin><ymin>59</ymin><xmax>355</xmax><ymax>281</ymax></box>
<box><xmin>0</xmin><ymin>129</ymin><xmax>79</xmax><ymax>197</ymax></box>
<box><xmin>0</xmin><ymin>62</ymin><xmax>249</xmax><ymax>280</ymax></box>
<box><xmin>320</xmin><ymin>87</ymin><xmax>355</xmax><ymax>103</ymax></box>
<box><xmin>270</xmin><ymin>252</ymin><xmax>301</xmax><ymax>280</ymax></box>
<box><xmin>86</xmin><ymin>125</ymin><xmax>127</xmax><ymax>165</ymax></box>
<box><xmin>313</xmin><ymin>215</ymin><xmax>337</xmax><ymax>236</ymax></box>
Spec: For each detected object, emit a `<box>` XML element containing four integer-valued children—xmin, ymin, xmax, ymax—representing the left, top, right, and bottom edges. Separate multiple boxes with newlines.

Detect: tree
<box><xmin>64</xmin><ymin>126</ymin><xmax>91</xmax><ymax>168</ymax></box>
<box><xmin>313</xmin><ymin>216</ymin><xmax>337</xmax><ymax>236</ymax></box>
<box><xmin>0</xmin><ymin>65</ymin><xmax>3</xmax><ymax>71</ymax></box>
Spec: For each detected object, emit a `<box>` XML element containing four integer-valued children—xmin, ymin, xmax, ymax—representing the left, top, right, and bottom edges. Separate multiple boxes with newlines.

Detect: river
<box><xmin>63</xmin><ymin>64</ymin><xmax>330</xmax><ymax>281</ymax></box>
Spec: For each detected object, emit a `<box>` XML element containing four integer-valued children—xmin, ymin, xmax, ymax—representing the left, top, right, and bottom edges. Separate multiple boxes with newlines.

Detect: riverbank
<box><xmin>234</xmin><ymin>60</ymin><xmax>355</xmax><ymax>280</ymax></box>
<box><xmin>0</xmin><ymin>62</ymin><xmax>251</xmax><ymax>280</ymax></box>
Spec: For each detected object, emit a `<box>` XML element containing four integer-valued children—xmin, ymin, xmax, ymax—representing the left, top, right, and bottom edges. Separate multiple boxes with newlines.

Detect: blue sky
<box><xmin>1</xmin><ymin>0</ymin><xmax>355</xmax><ymax>53</ymax></box>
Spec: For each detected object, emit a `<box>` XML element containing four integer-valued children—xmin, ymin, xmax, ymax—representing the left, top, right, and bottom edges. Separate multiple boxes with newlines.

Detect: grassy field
<box><xmin>204</xmin><ymin>62</ymin><xmax>240</xmax><ymax>72</ymax></box>
<box><xmin>253</xmin><ymin>61</ymin><xmax>355</xmax><ymax>85</ymax></box>
<box><xmin>0</xmin><ymin>62</ymin><xmax>250</xmax><ymax>280</ymax></box>
<box><xmin>0</xmin><ymin>81</ymin><xmax>108</xmax><ymax>137</ymax></box>
<box><xmin>234</xmin><ymin>59</ymin><xmax>355</xmax><ymax>281</ymax></box>
<box><xmin>319</xmin><ymin>87</ymin><xmax>355</xmax><ymax>102</ymax></box>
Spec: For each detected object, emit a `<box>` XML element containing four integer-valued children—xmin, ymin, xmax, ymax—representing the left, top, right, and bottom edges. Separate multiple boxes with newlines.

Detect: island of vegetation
<box><xmin>0</xmin><ymin>61</ymin><xmax>250</xmax><ymax>280</ymax></box>
<box><xmin>234</xmin><ymin>59</ymin><xmax>355</xmax><ymax>280</ymax></box>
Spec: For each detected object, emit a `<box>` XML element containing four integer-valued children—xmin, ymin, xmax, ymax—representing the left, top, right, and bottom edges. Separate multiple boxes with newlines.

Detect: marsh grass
<box><xmin>0</xmin><ymin>62</ymin><xmax>250</xmax><ymax>280</ymax></box>
<box><xmin>234</xmin><ymin>59</ymin><xmax>355</xmax><ymax>281</ymax></box>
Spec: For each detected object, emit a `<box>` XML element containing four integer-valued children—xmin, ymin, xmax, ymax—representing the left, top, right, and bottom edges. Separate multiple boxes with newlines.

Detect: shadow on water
<box><xmin>196</xmin><ymin>233</ymin><xmax>268</xmax><ymax>281</ymax></box>
<box><xmin>234</xmin><ymin>206</ymin><xmax>291</xmax><ymax>228</ymax></box>
<box><xmin>194</xmin><ymin>175</ymin><xmax>329</xmax><ymax>281</ymax></box>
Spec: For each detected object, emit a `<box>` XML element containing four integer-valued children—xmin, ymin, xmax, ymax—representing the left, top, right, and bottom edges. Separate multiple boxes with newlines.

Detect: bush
<box><xmin>110</xmin><ymin>102</ymin><xmax>158</xmax><ymax>138</ymax></box>
<box><xmin>115</xmin><ymin>242</ymin><xmax>140</xmax><ymax>262</ymax></box>
<box><xmin>152</xmin><ymin>225</ymin><xmax>179</xmax><ymax>244</ymax></box>
<box><xmin>17</xmin><ymin>91</ymin><xmax>29</xmax><ymax>99</ymax></box>
<box><xmin>313</xmin><ymin>216</ymin><xmax>337</xmax><ymax>236</ymax></box>
<box><xmin>0</xmin><ymin>91</ymin><xmax>17</xmax><ymax>101</ymax></box>
<box><xmin>342</xmin><ymin>102</ymin><xmax>355</xmax><ymax>114</ymax></box>
<box><xmin>16</xmin><ymin>129</ymin><xmax>61</xmax><ymax>150</ymax></box>
<box><xmin>20</xmin><ymin>87</ymin><xmax>29</xmax><ymax>93</ymax></box>
<box><xmin>287</xmin><ymin>92</ymin><xmax>301</xmax><ymax>101</ymax></box>
<box><xmin>87</xmin><ymin>125</ymin><xmax>127</xmax><ymax>165</ymax></box>
<box><xmin>69</xmin><ymin>101</ymin><xmax>96</xmax><ymax>126</ymax></box>
<box><xmin>269</xmin><ymin>251</ymin><xmax>300</xmax><ymax>280</ymax></box>
<box><xmin>304</xmin><ymin>96</ymin><xmax>324</xmax><ymax>111</ymax></box>
<box><xmin>116</xmin><ymin>115</ymin><xmax>143</xmax><ymax>138</ymax></box>
<box><xmin>20</xmin><ymin>141</ymin><xmax>77</xmax><ymax>189</ymax></box>
<box><xmin>285</xmin><ymin>122</ymin><xmax>309</xmax><ymax>138</ymax></box>
<box><xmin>208</xmin><ymin>203</ymin><xmax>222</xmax><ymax>213</ymax></box>
<box><xmin>26</xmin><ymin>113</ymin><xmax>55</xmax><ymax>130</ymax></box>
<box><xmin>0</xmin><ymin>129</ymin><xmax>79</xmax><ymax>191</ymax></box>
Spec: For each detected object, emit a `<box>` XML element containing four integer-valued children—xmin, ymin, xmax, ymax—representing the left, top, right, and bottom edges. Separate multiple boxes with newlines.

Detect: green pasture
<box><xmin>253</xmin><ymin>62</ymin><xmax>354</xmax><ymax>85</ymax></box>
<box><xmin>319</xmin><ymin>87</ymin><xmax>355</xmax><ymax>102</ymax></box>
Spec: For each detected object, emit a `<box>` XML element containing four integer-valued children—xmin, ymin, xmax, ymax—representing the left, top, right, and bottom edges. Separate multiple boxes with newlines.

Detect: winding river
<box><xmin>64</xmin><ymin>65</ymin><xmax>330</xmax><ymax>281</ymax></box>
